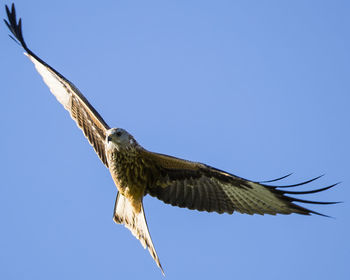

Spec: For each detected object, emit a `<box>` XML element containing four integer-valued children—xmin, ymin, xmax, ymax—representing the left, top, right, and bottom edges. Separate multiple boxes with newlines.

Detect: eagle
<box><xmin>5</xmin><ymin>3</ymin><xmax>337</xmax><ymax>275</ymax></box>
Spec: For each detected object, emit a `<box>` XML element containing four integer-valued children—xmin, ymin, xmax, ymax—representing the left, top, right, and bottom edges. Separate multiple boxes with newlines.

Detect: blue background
<box><xmin>1</xmin><ymin>1</ymin><xmax>348</xmax><ymax>279</ymax></box>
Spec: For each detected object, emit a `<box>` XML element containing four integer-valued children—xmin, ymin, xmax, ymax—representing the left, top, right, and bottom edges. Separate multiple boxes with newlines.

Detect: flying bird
<box><xmin>5</xmin><ymin>3</ymin><xmax>338</xmax><ymax>275</ymax></box>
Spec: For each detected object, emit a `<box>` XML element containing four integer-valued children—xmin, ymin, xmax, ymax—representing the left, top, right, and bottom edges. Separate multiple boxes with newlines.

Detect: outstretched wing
<box><xmin>143</xmin><ymin>151</ymin><xmax>338</xmax><ymax>216</ymax></box>
<box><xmin>4</xmin><ymin>4</ymin><xmax>110</xmax><ymax>166</ymax></box>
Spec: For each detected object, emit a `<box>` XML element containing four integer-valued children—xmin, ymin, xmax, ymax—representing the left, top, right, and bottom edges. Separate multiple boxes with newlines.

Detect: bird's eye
<box><xmin>116</xmin><ymin>131</ymin><xmax>122</xmax><ymax>137</ymax></box>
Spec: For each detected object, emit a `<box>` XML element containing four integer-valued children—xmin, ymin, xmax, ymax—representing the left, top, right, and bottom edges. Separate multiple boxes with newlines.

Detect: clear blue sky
<box><xmin>1</xmin><ymin>1</ymin><xmax>348</xmax><ymax>279</ymax></box>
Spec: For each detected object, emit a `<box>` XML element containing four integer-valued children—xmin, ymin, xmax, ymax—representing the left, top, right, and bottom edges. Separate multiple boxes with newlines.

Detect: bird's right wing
<box><xmin>5</xmin><ymin>4</ymin><xmax>110</xmax><ymax>166</ymax></box>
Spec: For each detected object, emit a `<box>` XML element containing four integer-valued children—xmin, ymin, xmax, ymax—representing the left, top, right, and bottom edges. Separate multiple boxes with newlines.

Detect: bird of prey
<box><xmin>5</xmin><ymin>3</ymin><xmax>337</xmax><ymax>275</ymax></box>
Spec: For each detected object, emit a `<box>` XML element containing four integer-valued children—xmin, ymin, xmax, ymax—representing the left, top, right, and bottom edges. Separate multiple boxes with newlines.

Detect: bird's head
<box><xmin>106</xmin><ymin>128</ymin><xmax>139</xmax><ymax>151</ymax></box>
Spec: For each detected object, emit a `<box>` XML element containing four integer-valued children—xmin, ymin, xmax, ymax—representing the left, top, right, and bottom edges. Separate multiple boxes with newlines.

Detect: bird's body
<box><xmin>4</xmin><ymin>3</ymin><xmax>338</xmax><ymax>275</ymax></box>
<box><xmin>106</xmin><ymin>129</ymin><xmax>146</xmax><ymax>212</ymax></box>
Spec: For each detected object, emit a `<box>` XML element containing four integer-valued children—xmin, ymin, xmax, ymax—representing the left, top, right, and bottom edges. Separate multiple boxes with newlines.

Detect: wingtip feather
<box><xmin>259</xmin><ymin>173</ymin><xmax>294</xmax><ymax>183</ymax></box>
<box><xmin>273</xmin><ymin>174</ymin><xmax>324</xmax><ymax>188</ymax></box>
<box><xmin>4</xmin><ymin>3</ymin><xmax>29</xmax><ymax>51</ymax></box>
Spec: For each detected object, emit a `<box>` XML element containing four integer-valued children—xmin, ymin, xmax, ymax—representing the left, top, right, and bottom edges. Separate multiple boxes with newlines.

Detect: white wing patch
<box><xmin>221</xmin><ymin>181</ymin><xmax>292</xmax><ymax>215</ymax></box>
<box><xmin>24</xmin><ymin>52</ymin><xmax>108</xmax><ymax>165</ymax></box>
<box><xmin>25</xmin><ymin>53</ymin><xmax>72</xmax><ymax>109</ymax></box>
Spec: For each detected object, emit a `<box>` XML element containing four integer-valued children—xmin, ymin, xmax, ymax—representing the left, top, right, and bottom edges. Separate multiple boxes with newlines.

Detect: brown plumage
<box><xmin>5</xmin><ymin>3</ymin><xmax>338</xmax><ymax>275</ymax></box>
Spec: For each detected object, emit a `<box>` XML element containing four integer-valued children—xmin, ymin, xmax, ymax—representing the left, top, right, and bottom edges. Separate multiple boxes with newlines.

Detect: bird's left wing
<box><xmin>142</xmin><ymin>151</ymin><xmax>338</xmax><ymax>216</ymax></box>
<box><xmin>4</xmin><ymin>4</ymin><xmax>110</xmax><ymax>166</ymax></box>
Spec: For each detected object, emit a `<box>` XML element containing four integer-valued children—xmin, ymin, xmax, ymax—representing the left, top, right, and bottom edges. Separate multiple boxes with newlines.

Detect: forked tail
<box><xmin>113</xmin><ymin>192</ymin><xmax>164</xmax><ymax>275</ymax></box>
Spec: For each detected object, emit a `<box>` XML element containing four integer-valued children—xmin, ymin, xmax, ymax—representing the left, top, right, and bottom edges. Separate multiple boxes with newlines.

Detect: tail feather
<box><xmin>113</xmin><ymin>192</ymin><xmax>164</xmax><ymax>275</ymax></box>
